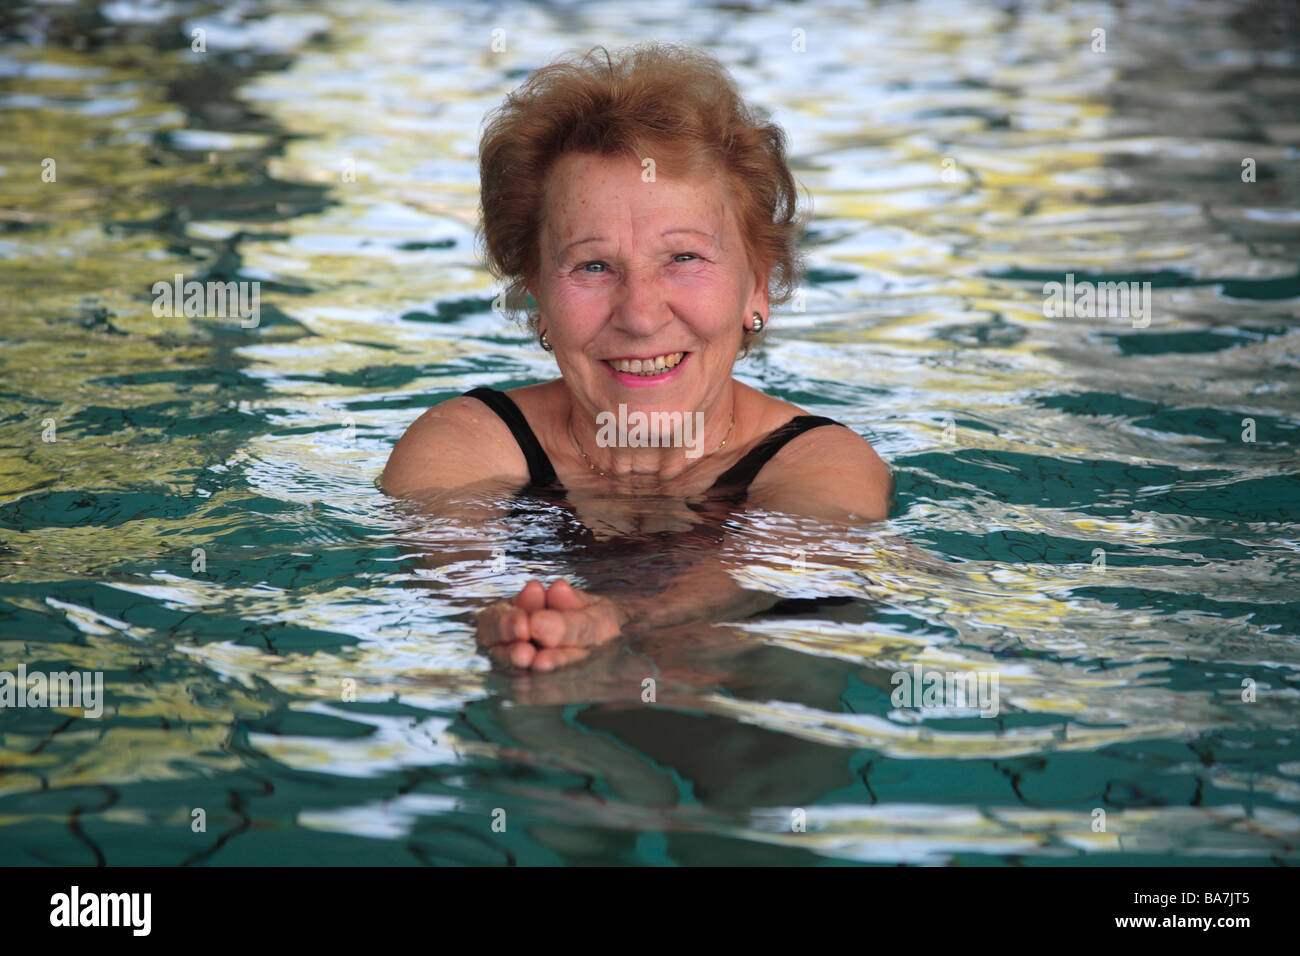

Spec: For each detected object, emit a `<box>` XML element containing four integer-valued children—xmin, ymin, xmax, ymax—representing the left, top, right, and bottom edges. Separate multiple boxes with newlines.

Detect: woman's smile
<box><xmin>602</xmin><ymin>350</ymin><xmax>690</xmax><ymax>386</ymax></box>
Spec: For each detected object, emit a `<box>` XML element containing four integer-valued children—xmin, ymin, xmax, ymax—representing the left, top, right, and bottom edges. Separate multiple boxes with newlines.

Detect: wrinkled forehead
<box><xmin>539</xmin><ymin>151</ymin><xmax>737</xmax><ymax>249</ymax></box>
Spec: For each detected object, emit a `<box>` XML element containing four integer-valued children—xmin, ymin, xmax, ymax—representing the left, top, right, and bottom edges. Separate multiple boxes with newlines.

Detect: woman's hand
<box><xmin>475</xmin><ymin>578</ymin><xmax>626</xmax><ymax>672</ymax></box>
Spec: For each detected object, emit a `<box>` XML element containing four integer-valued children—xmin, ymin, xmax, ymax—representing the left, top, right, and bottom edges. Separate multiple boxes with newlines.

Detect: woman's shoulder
<box><xmin>742</xmin><ymin>387</ymin><xmax>894</xmax><ymax>522</ymax></box>
<box><xmin>380</xmin><ymin>388</ymin><xmax>533</xmax><ymax>497</ymax></box>
<box><xmin>499</xmin><ymin>379</ymin><xmax>565</xmax><ymax>417</ymax></box>
<box><xmin>737</xmin><ymin>382</ymin><xmax>833</xmax><ymax>437</ymax></box>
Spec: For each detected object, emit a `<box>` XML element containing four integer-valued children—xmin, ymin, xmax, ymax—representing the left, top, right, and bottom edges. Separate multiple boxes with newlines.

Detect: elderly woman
<box><xmin>383</xmin><ymin>43</ymin><xmax>892</xmax><ymax>671</ymax></box>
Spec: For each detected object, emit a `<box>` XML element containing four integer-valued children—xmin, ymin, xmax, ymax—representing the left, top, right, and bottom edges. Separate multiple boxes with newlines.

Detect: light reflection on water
<box><xmin>0</xmin><ymin>0</ymin><xmax>1297</xmax><ymax>864</ymax></box>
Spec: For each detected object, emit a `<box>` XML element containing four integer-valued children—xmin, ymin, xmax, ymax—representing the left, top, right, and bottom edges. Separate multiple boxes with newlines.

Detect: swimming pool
<box><xmin>1</xmin><ymin>0</ymin><xmax>1297</xmax><ymax>865</ymax></box>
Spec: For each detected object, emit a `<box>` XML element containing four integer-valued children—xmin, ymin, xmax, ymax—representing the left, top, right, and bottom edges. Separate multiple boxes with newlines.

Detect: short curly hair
<box><xmin>476</xmin><ymin>42</ymin><xmax>809</xmax><ymax>357</ymax></box>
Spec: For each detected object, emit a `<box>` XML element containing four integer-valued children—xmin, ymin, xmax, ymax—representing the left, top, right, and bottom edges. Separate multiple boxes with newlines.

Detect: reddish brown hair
<box><xmin>476</xmin><ymin>42</ymin><xmax>809</xmax><ymax>354</ymax></box>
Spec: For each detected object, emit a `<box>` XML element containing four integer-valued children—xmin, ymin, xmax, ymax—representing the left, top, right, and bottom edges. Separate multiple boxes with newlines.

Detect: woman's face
<box><xmin>529</xmin><ymin>151</ymin><xmax>769</xmax><ymax>420</ymax></box>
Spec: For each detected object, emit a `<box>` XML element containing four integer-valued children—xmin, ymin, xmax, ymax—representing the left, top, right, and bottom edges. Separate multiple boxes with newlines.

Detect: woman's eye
<box><xmin>580</xmin><ymin>261</ymin><xmax>607</xmax><ymax>273</ymax></box>
<box><xmin>673</xmin><ymin>253</ymin><xmax>697</xmax><ymax>263</ymax></box>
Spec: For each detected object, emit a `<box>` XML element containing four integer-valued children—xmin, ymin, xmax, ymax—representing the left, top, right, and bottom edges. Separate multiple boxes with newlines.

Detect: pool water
<box><xmin>1</xmin><ymin>0</ymin><xmax>1298</xmax><ymax>865</ymax></box>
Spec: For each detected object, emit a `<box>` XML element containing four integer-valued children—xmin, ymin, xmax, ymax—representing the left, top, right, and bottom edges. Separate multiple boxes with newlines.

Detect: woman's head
<box><xmin>477</xmin><ymin>43</ymin><xmax>808</xmax><ymax>374</ymax></box>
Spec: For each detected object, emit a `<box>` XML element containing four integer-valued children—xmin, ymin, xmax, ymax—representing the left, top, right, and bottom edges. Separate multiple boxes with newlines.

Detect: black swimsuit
<box><xmin>462</xmin><ymin>385</ymin><xmax>848</xmax><ymax>500</ymax></box>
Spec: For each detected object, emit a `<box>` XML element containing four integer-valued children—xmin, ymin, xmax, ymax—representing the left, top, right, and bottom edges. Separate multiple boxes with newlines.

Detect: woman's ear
<box><xmin>523</xmin><ymin>280</ymin><xmax>543</xmax><ymax>328</ymax></box>
<box><xmin>748</xmin><ymin>260</ymin><xmax>772</xmax><ymax>318</ymax></box>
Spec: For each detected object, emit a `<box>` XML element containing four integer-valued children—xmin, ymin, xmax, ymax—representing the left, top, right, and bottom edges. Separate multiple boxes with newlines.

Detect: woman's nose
<box><xmin>611</xmin><ymin>268</ymin><xmax>670</xmax><ymax>334</ymax></box>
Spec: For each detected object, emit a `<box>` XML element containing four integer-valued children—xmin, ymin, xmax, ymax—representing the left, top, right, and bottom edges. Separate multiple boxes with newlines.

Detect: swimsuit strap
<box><xmin>706</xmin><ymin>415</ymin><xmax>847</xmax><ymax>496</ymax></box>
<box><xmin>462</xmin><ymin>387</ymin><xmax>559</xmax><ymax>488</ymax></box>
<box><xmin>462</xmin><ymin>388</ymin><xmax>844</xmax><ymax>496</ymax></box>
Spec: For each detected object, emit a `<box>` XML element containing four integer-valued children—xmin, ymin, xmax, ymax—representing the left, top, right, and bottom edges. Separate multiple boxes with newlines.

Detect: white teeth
<box><xmin>610</xmin><ymin>352</ymin><xmax>684</xmax><ymax>375</ymax></box>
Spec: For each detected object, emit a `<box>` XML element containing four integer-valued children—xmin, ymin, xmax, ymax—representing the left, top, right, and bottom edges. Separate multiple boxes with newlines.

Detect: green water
<box><xmin>1</xmin><ymin>0</ymin><xmax>1298</xmax><ymax>865</ymax></box>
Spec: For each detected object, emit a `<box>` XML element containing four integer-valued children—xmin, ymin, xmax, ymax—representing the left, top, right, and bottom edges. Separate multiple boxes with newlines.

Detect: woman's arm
<box><xmin>612</xmin><ymin>552</ymin><xmax>782</xmax><ymax>631</ymax></box>
<box><xmin>478</xmin><ymin>502</ymin><xmax>888</xmax><ymax>671</ymax></box>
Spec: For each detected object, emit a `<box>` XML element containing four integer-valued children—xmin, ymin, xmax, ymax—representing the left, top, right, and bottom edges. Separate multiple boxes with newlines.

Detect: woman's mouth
<box><xmin>603</xmin><ymin>351</ymin><xmax>690</xmax><ymax>386</ymax></box>
<box><xmin>607</xmin><ymin>352</ymin><xmax>685</xmax><ymax>375</ymax></box>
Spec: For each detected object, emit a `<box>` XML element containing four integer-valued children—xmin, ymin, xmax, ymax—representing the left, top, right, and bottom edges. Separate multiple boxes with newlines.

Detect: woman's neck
<box><xmin>560</xmin><ymin>383</ymin><xmax>744</xmax><ymax>488</ymax></box>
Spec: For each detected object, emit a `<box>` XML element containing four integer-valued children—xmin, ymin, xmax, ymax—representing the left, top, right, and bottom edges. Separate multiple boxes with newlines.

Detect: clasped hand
<box><xmin>475</xmin><ymin>578</ymin><xmax>626</xmax><ymax>671</ymax></box>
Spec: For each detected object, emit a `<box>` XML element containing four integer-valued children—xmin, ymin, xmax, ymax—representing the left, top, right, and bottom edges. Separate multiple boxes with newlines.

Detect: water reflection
<box><xmin>0</xmin><ymin>0</ymin><xmax>1297</xmax><ymax>864</ymax></box>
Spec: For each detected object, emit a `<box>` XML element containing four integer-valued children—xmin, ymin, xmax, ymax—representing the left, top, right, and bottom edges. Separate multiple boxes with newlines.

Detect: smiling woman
<box><xmin>382</xmin><ymin>42</ymin><xmax>894</xmax><ymax>671</ymax></box>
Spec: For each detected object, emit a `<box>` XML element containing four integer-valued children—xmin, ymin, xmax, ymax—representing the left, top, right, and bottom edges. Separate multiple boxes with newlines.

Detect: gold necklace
<box><xmin>568</xmin><ymin>410</ymin><xmax>736</xmax><ymax>479</ymax></box>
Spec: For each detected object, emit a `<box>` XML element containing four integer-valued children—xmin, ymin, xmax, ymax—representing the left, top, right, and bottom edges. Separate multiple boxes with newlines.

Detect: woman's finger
<box><xmin>544</xmin><ymin>578</ymin><xmax>588</xmax><ymax>611</ymax></box>
<box><xmin>487</xmin><ymin>640</ymin><xmax>537</xmax><ymax>669</ymax></box>
<box><xmin>528</xmin><ymin>600</ymin><xmax>620</xmax><ymax>648</ymax></box>
<box><xmin>527</xmin><ymin>608</ymin><xmax>569</xmax><ymax>647</ymax></box>
<box><xmin>515</xmin><ymin>579</ymin><xmax>548</xmax><ymax>611</ymax></box>
<box><xmin>476</xmin><ymin>601</ymin><xmax>529</xmax><ymax>646</ymax></box>
<box><xmin>530</xmin><ymin>645</ymin><xmax>591</xmax><ymax>672</ymax></box>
